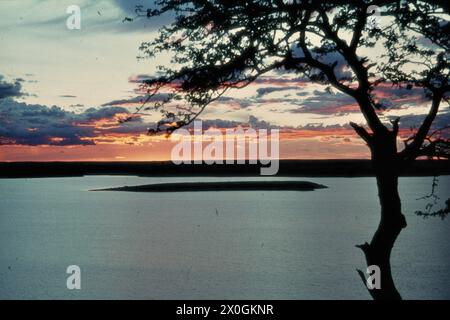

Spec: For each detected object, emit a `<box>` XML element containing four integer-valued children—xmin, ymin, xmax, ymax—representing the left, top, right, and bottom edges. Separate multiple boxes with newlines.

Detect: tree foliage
<box><xmin>125</xmin><ymin>0</ymin><xmax>449</xmax><ymax>161</ymax></box>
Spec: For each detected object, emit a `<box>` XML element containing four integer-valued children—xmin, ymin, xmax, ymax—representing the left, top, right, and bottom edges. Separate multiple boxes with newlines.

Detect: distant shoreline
<box><xmin>0</xmin><ymin>160</ymin><xmax>448</xmax><ymax>178</ymax></box>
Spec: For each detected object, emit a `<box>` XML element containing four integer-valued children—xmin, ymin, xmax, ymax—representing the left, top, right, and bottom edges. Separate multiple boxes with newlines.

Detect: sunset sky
<box><xmin>1</xmin><ymin>0</ymin><xmax>448</xmax><ymax>161</ymax></box>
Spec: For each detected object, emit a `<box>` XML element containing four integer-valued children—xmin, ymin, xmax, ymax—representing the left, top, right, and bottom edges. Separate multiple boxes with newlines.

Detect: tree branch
<box><xmin>350</xmin><ymin>4</ymin><xmax>368</xmax><ymax>52</ymax></box>
<box><xmin>400</xmin><ymin>91</ymin><xmax>444</xmax><ymax>160</ymax></box>
<box><xmin>314</xmin><ymin>10</ymin><xmax>387</xmax><ymax>135</ymax></box>
<box><xmin>350</xmin><ymin>122</ymin><xmax>372</xmax><ymax>144</ymax></box>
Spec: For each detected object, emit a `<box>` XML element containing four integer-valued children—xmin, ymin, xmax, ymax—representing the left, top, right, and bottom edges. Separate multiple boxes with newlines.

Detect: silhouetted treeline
<box><xmin>0</xmin><ymin>160</ymin><xmax>448</xmax><ymax>178</ymax></box>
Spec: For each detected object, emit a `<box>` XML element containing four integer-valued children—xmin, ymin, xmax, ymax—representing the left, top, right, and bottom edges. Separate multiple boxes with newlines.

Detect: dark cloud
<box><xmin>215</xmin><ymin>96</ymin><xmax>252</xmax><ymax>109</ymax></box>
<box><xmin>387</xmin><ymin>111</ymin><xmax>450</xmax><ymax>132</ymax></box>
<box><xmin>288</xmin><ymin>90</ymin><xmax>357</xmax><ymax>115</ymax></box>
<box><xmin>248</xmin><ymin>115</ymin><xmax>282</xmax><ymax>129</ymax></box>
<box><xmin>0</xmin><ymin>98</ymin><xmax>139</xmax><ymax>146</ymax></box>
<box><xmin>286</xmin><ymin>85</ymin><xmax>430</xmax><ymax>115</ymax></box>
<box><xmin>128</xmin><ymin>74</ymin><xmax>155</xmax><ymax>84</ymax></box>
<box><xmin>179</xmin><ymin>116</ymin><xmax>283</xmax><ymax>131</ymax></box>
<box><xmin>192</xmin><ymin>118</ymin><xmax>242</xmax><ymax>129</ymax></box>
<box><xmin>0</xmin><ymin>99</ymin><xmax>94</xmax><ymax>146</ymax></box>
<box><xmin>253</xmin><ymin>76</ymin><xmax>308</xmax><ymax>85</ymax></box>
<box><xmin>185</xmin><ymin>117</ymin><xmax>355</xmax><ymax>134</ymax></box>
<box><xmin>374</xmin><ymin>85</ymin><xmax>426</xmax><ymax>99</ymax></box>
<box><xmin>0</xmin><ymin>75</ymin><xmax>24</xmax><ymax>99</ymax></box>
<box><xmin>256</xmin><ymin>86</ymin><xmax>300</xmax><ymax>97</ymax></box>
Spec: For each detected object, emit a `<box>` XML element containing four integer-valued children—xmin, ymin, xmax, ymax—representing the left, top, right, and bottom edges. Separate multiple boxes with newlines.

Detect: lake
<box><xmin>0</xmin><ymin>176</ymin><xmax>449</xmax><ymax>299</ymax></box>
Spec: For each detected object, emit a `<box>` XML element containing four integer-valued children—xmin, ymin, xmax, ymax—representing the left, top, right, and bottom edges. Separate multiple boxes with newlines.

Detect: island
<box><xmin>91</xmin><ymin>180</ymin><xmax>328</xmax><ymax>192</ymax></box>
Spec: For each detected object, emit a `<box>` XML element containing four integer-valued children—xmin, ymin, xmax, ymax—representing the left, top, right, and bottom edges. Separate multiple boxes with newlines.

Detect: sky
<box><xmin>0</xmin><ymin>0</ymin><xmax>448</xmax><ymax>161</ymax></box>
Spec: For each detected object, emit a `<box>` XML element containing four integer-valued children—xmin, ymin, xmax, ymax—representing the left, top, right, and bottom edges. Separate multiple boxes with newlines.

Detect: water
<box><xmin>0</xmin><ymin>176</ymin><xmax>449</xmax><ymax>299</ymax></box>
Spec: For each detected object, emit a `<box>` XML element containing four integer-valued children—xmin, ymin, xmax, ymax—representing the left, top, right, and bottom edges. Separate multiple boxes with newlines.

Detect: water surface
<box><xmin>0</xmin><ymin>176</ymin><xmax>449</xmax><ymax>299</ymax></box>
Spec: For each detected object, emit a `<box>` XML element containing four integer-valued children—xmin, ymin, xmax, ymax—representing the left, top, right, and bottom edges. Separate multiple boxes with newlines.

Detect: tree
<box><xmin>127</xmin><ymin>0</ymin><xmax>449</xmax><ymax>299</ymax></box>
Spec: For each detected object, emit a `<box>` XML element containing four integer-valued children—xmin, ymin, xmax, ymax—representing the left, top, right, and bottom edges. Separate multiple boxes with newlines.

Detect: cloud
<box><xmin>128</xmin><ymin>74</ymin><xmax>155</xmax><ymax>84</ymax></box>
<box><xmin>0</xmin><ymin>75</ymin><xmax>24</xmax><ymax>99</ymax></box>
<box><xmin>289</xmin><ymin>104</ymin><xmax>359</xmax><ymax>115</ymax></box>
<box><xmin>287</xmin><ymin>90</ymin><xmax>357</xmax><ymax>115</ymax></box>
<box><xmin>0</xmin><ymin>98</ymin><xmax>93</xmax><ymax>146</ymax></box>
<box><xmin>0</xmin><ymin>98</ymin><xmax>138</xmax><ymax>146</ymax></box>
<box><xmin>387</xmin><ymin>111</ymin><xmax>450</xmax><ymax>133</ymax></box>
<box><xmin>256</xmin><ymin>86</ymin><xmax>300</xmax><ymax>97</ymax></box>
<box><xmin>82</xmin><ymin>106</ymin><xmax>130</xmax><ymax>121</ymax></box>
<box><xmin>286</xmin><ymin>84</ymin><xmax>431</xmax><ymax>116</ymax></box>
<box><xmin>372</xmin><ymin>84</ymin><xmax>429</xmax><ymax>109</ymax></box>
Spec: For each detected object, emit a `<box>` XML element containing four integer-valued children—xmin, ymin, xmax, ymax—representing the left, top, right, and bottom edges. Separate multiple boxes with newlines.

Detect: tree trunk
<box><xmin>358</xmin><ymin>130</ymin><xmax>407</xmax><ymax>300</ymax></box>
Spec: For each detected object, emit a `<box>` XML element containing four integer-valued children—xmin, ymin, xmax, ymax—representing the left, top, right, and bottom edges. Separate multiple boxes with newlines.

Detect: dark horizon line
<box><xmin>0</xmin><ymin>159</ymin><xmax>448</xmax><ymax>178</ymax></box>
<box><xmin>0</xmin><ymin>158</ymin><xmax>448</xmax><ymax>163</ymax></box>
<box><xmin>1</xmin><ymin>158</ymin><xmax>373</xmax><ymax>163</ymax></box>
